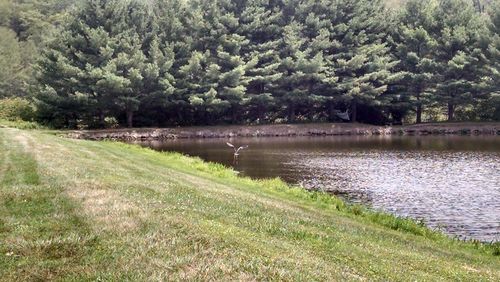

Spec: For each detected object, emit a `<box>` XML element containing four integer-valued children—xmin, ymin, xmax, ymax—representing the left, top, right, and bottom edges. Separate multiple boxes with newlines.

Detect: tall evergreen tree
<box><xmin>239</xmin><ymin>0</ymin><xmax>285</xmax><ymax>122</ymax></box>
<box><xmin>178</xmin><ymin>0</ymin><xmax>249</xmax><ymax>124</ymax></box>
<box><xmin>330</xmin><ymin>0</ymin><xmax>399</xmax><ymax>122</ymax></box>
<box><xmin>432</xmin><ymin>0</ymin><xmax>489</xmax><ymax>121</ymax></box>
<box><xmin>153</xmin><ymin>0</ymin><xmax>196</xmax><ymax>125</ymax></box>
<box><xmin>36</xmin><ymin>0</ymin><xmax>159</xmax><ymax>128</ymax></box>
<box><xmin>277</xmin><ymin>20</ymin><xmax>333</xmax><ymax>121</ymax></box>
<box><xmin>177</xmin><ymin>50</ymin><xmax>234</xmax><ymax>124</ymax></box>
<box><xmin>394</xmin><ymin>0</ymin><xmax>438</xmax><ymax>123</ymax></box>
<box><xmin>482</xmin><ymin>0</ymin><xmax>500</xmax><ymax>120</ymax></box>
<box><xmin>20</xmin><ymin>0</ymin><xmax>499</xmax><ymax>127</ymax></box>
<box><xmin>292</xmin><ymin>0</ymin><xmax>339</xmax><ymax>121</ymax></box>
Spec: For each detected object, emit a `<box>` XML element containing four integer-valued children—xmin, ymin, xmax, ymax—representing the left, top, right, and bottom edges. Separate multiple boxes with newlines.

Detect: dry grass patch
<box><xmin>67</xmin><ymin>181</ymin><xmax>146</xmax><ymax>234</ymax></box>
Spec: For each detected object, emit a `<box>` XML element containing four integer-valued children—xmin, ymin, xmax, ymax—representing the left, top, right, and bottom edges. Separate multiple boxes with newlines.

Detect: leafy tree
<box><xmin>0</xmin><ymin>27</ymin><xmax>32</xmax><ymax>97</ymax></box>
<box><xmin>7</xmin><ymin>0</ymin><xmax>74</xmax><ymax>43</ymax></box>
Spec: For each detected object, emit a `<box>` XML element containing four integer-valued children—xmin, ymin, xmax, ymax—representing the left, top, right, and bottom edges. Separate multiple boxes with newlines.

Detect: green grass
<box><xmin>0</xmin><ymin>128</ymin><xmax>499</xmax><ymax>280</ymax></box>
<box><xmin>0</xmin><ymin>119</ymin><xmax>45</xmax><ymax>130</ymax></box>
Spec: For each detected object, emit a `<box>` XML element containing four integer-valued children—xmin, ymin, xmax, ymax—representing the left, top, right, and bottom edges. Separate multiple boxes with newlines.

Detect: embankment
<box><xmin>67</xmin><ymin>122</ymin><xmax>500</xmax><ymax>140</ymax></box>
<box><xmin>0</xmin><ymin>128</ymin><xmax>499</xmax><ymax>280</ymax></box>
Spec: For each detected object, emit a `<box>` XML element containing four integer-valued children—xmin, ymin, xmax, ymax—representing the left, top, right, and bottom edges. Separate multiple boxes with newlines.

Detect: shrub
<box><xmin>0</xmin><ymin>98</ymin><xmax>35</xmax><ymax>121</ymax></box>
<box><xmin>0</xmin><ymin>119</ymin><xmax>43</xmax><ymax>129</ymax></box>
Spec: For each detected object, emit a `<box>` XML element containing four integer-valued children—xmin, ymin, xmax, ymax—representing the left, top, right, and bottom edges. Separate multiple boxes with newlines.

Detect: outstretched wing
<box><xmin>236</xmin><ymin>145</ymin><xmax>249</xmax><ymax>154</ymax></box>
<box><xmin>226</xmin><ymin>142</ymin><xmax>235</xmax><ymax>148</ymax></box>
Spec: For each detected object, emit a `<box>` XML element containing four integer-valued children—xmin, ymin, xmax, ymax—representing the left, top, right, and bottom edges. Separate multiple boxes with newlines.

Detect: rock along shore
<box><xmin>65</xmin><ymin>122</ymin><xmax>500</xmax><ymax>141</ymax></box>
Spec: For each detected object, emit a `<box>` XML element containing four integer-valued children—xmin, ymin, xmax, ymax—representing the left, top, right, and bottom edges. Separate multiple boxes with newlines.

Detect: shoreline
<box><xmin>1</xmin><ymin>128</ymin><xmax>498</xmax><ymax>280</ymax></box>
<box><xmin>67</xmin><ymin>122</ymin><xmax>500</xmax><ymax>140</ymax></box>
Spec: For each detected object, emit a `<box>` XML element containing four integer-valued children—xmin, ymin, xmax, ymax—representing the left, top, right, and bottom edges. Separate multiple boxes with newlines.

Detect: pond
<box><xmin>135</xmin><ymin>135</ymin><xmax>500</xmax><ymax>242</ymax></box>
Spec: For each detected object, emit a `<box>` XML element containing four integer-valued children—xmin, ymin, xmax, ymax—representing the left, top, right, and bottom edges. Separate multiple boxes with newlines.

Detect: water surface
<box><xmin>136</xmin><ymin>136</ymin><xmax>500</xmax><ymax>242</ymax></box>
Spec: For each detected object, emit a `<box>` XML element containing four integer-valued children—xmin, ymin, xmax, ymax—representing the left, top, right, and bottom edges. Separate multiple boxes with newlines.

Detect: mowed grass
<box><xmin>0</xmin><ymin>128</ymin><xmax>499</xmax><ymax>281</ymax></box>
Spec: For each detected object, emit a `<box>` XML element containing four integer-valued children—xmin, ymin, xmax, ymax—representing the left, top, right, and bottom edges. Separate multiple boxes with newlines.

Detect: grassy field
<box><xmin>0</xmin><ymin>128</ymin><xmax>499</xmax><ymax>281</ymax></box>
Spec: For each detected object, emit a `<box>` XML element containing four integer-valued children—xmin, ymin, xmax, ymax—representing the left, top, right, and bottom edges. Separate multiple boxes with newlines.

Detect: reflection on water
<box><xmin>135</xmin><ymin>136</ymin><xmax>500</xmax><ymax>242</ymax></box>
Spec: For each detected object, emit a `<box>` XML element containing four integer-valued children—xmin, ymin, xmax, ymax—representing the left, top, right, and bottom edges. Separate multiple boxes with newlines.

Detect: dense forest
<box><xmin>1</xmin><ymin>0</ymin><xmax>499</xmax><ymax>128</ymax></box>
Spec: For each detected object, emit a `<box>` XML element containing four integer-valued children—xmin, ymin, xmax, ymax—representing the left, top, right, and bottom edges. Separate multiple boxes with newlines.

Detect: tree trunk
<box><xmin>327</xmin><ymin>102</ymin><xmax>335</xmax><ymax>121</ymax></box>
<box><xmin>258</xmin><ymin>105</ymin><xmax>265</xmax><ymax>123</ymax></box>
<box><xmin>99</xmin><ymin>111</ymin><xmax>106</xmax><ymax>128</ymax></box>
<box><xmin>447</xmin><ymin>103</ymin><xmax>455</xmax><ymax>121</ymax></box>
<box><xmin>126</xmin><ymin>110</ymin><xmax>134</xmax><ymax>128</ymax></box>
<box><xmin>288</xmin><ymin>104</ymin><xmax>296</xmax><ymax>123</ymax></box>
<box><xmin>416</xmin><ymin>104</ymin><xmax>422</xmax><ymax>124</ymax></box>
<box><xmin>415</xmin><ymin>91</ymin><xmax>422</xmax><ymax>124</ymax></box>
<box><xmin>351</xmin><ymin>101</ymin><xmax>358</xmax><ymax>123</ymax></box>
<box><xmin>232</xmin><ymin>106</ymin><xmax>239</xmax><ymax>124</ymax></box>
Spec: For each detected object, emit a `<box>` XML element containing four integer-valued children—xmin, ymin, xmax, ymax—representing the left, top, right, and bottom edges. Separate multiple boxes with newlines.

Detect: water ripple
<box><xmin>293</xmin><ymin>151</ymin><xmax>500</xmax><ymax>242</ymax></box>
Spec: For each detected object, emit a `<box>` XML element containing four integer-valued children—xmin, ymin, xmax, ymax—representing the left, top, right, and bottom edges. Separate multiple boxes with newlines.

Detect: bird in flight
<box><xmin>226</xmin><ymin>142</ymin><xmax>249</xmax><ymax>163</ymax></box>
<box><xmin>226</xmin><ymin>142</ymin><xmax>248</xmax><ymax>165</ymax></box>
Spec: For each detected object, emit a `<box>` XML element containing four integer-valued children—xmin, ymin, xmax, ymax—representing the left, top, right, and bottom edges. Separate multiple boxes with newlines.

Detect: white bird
<box><xmin>226</xmin><ymin>142</ymin><xmax>249</xmax><ymax>157</ymax></box>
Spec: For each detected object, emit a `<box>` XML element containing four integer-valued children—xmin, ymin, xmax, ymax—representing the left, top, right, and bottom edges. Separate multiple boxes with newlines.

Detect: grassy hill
<box><xmin>0</xmin><ymin>128</ymin><xmax>499</xmax><ymax>280</ymax></box>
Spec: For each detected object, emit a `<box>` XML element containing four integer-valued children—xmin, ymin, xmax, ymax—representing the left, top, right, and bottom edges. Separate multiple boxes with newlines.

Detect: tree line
<box><xmin>1</xmin><ymin>0</ymin><xmax>500</xmax><ymax>128</ymax></box>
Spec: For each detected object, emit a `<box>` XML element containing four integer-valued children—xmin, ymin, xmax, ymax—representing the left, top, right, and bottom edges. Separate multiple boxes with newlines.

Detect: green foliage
<box><xmin>0</xmin><ymin>119</ymin><xmax>43</xmax><ymax>130</ymax></box>
<box><xmin>392</xmin><ymin>0</ymin><xmax>438</xmax><ymax>123</ymax></box>
<box><xmin>0</xmin><ymin>98</ymin><xmax>35</xmax><ymax>121</ymax></box>
<box><xmin>35</xmin><ymin>0</ymin><xmax>160</xmax><ymax>128</ymax></box>
<box><xmin>391</xmin><ymin>0</ymin><xmax>493</xmax><ymax>122</ymax></box>
<box><xmin>0</xmin><ymin>27</ymin><xmax>33</xmax><ymax>97</ymax></box>
<box><xmin>0</xmin><ymin>0</ymin><xmax>74</xmax><ymax>98</ymax></box>
<box><xmin>432</xmin><ymin>0</ymin><xmax>491</xmax><ymax>121</ymax></box>
<box><xmin>0</xmin><ymin>0</ymin><xmax>497</xmax><ymax>127</ymax></box>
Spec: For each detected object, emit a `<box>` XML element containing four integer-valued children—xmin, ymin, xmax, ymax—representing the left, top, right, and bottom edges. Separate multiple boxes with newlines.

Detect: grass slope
<box><xmin>0</xmin><ymin>128</ymin><xmax>499</xmax><ymax>280</ymax></box>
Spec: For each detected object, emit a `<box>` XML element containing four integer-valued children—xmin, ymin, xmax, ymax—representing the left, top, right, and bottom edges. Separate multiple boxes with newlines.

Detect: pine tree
<box><xmin>277</xmin><ymin>20</ymin><xmax>333</xmax><ymax>122</ymax></box>
<box><xmin>138</xmin><ymin>35</ymin><xmax>176</xmax><ymax>126</ymax></box>
<box><xmin>153</xmin><ymin>0</ymin><xmax>196</xmax><ymax>125</ymax></box>
<box><xmin>394</xmin><ymin>0</ymin><xmax>438</xmax><ymax>123</ymax></box>
<box><xmin>36</xmin><ymin>0</ymin><xmax>157</xmax><ymax>128</ymax></box>
<box><xmin>211</xmin><ymin>3</ymin><xmax>249</xmax><ymax>123</ymax></box>
<box><xmin>432</xmin><ymin>0</ymin><xmax>489</xmax><ymax>121</ymax></box>
<box><xmin>482</xmin><ymin>0</ymin><xmax>500</xmax><ymax>120</ymax></box>
<box><xmin>330</xmin><ymin>0</ymin><xmax>398</xmax><ymax>122</ymax></box>
<box><xmin>290</xmin><ymin>0</ymin><xmax>339</xmax><ymax>121</ymax></box>
<box><xmin>177</xmin><ymin>51</ymin><xmax>228</xmax><ymax>124</ymax></box>
<box><xmin>179</xmin><ymin>0</ymin><xmax>249</xmax><ymax>124</ymax></box>
<box><xmin>238</xmin><ymin>0</ymin><xmax>285</xmax><ymax>122</ymax></box>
